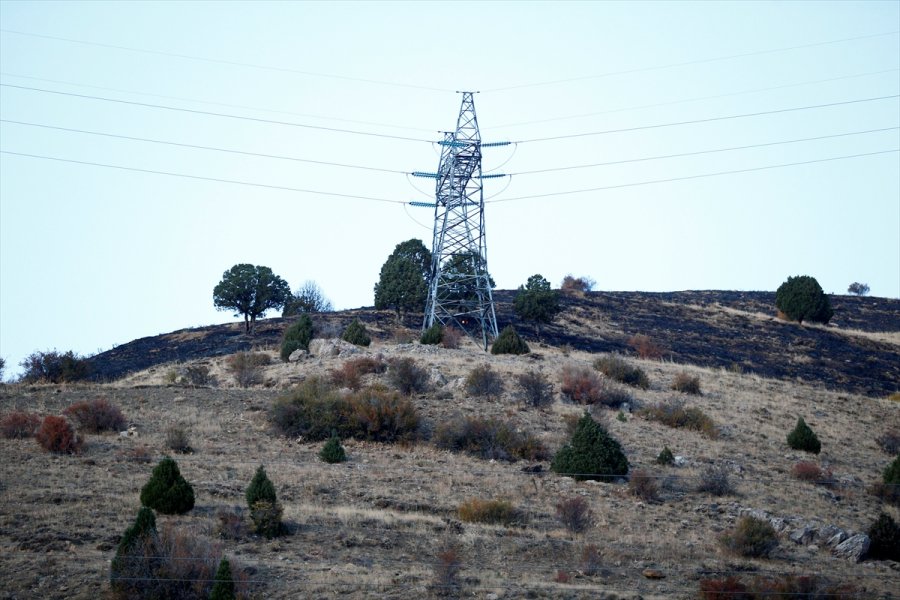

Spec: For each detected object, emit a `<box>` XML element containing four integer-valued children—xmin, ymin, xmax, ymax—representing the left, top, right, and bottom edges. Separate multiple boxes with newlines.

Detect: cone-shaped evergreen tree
<box><xmin>884</xmin><ymin>455</ymin><xmax>900</xmax><ymax>485</ymax></box>
<box><xmin>319</xmin><ymin>435</ymin><xmax>347</xmax><ymax>463</ymax></box>
<box><xmin>341</xmin><ymin>318</ymin><xmax>371</xmax><ymax>347</ymax></box>
<box><xmin>787</xmin><ymin>417</ymin><xmax>821</xmax><ymax>454</ymax></box>
<box><xmin>246</xmin><ymin>465</ymin><xmax>277</xmax><ymax>509</ymax></box>
<box><xmin>551</xmin><ymin>413</ymin><xmax>629</xmax><ymax>481</ymax></box>
<box><xmin>209</xmin><ymin>556</ymin><xmax>236</xmax><ymax>600</ymax></box>
<box><xmin>110</xmin><ymin>507</ymin><xmax>159</xmax><ymax>591</ymax></box>
<box><xmin>139</xmin><ymin>456</ymin><xmax>195</xmax><ymax>514</ymax></box>
<box><xmin>491</xmin><ymin>325</ymin><xmax>530</xmax><ymax>355</ymax></box>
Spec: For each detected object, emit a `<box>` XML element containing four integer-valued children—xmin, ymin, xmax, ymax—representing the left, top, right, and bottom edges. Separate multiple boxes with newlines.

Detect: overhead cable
<box><xmin>482</xmin><ymin>30</ymin><xmax>900</xmax><ymax>92</ymax></box>
<box><xmin>0</xmin><ymin>28</ymin><xmax>455</xmax><ymax>93</ymax></box>
<box><xmin>512</xmin><ymin>94</ymin><xmax>900</xmax><ymax>143</ymax></box>
<box><xmin>0</xmin><ymin>150</ymin><xmax>411</xmax><ymax>204</ymax></box>
<box><xmin>0</xmin><ymin>83</ymin><xmax>435</xmax><ymax>143</ymax></box>
<box><xmin>487</xmin><ymin>149</ymin><xmax>900</xmax><ymax>203</ymax></box>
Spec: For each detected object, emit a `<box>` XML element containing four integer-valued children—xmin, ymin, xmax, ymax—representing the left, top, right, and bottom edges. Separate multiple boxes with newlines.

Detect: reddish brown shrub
<box><xmin>560</xmin><ymin>365</ymin><xmax>604</xmax><ymax>404</ymax></box>
<box><xmin>345</xmin><ymin>386</ymin><xmax>420</xmax><ymax>443</ymax></box>
<box><xmin>580</xmin><ymin>544</ymin><xmax>601</xmax><ymax>576</ymax></box>
<box><xmin>431</xmin><ymin>541</ymin><xmax>462</xmax><ymax>596</ymax></box>
<box><xmin>35</xmin><ymin>415</ymin><xmax>83</xmax><ymax>454</ymax></box>
<box><xmin>119</xmin><ymin>445</ymin><xmax>153</xmax><ymax>464</ymax></box>
<box><xmin>555</xmin><ymin>496</ymin><xmax>593</xmax><ymax>534</ymax></box>
<box><xmin>560</xmin><ymin>275</ymin><xmax>595</xmax><ymax>293</ymax></box>
<box><xmin>791</xmin><ymin>461</ymin><xmax>834</xmax><ymax>485</ymax></box>
<box><xmin>63</xmin><ymin>398</ymin><xmax>126</xmax><ymax>433</ymax></box>
<box><xmin>554</xmin><ymin>569</ymin><xmax>571</xmax><ymax>583</ymax></box>
<box><xmin>628</xmin><ymin>469</ymin><xmax>659</xmax><ymax>502</ymax></box>
<box><xmin>331</xmin><ymin>356</ymin><xmax>388</xmax><ymax>389</ymax></box>
<box><xmin>1</xmin><ymin>411</ymin><xmax>41</xmax><ymax>438</ymax></box>
<box><xmin>700</xmin><ymin>576</ymin><xmax>752</xmax><ymax>600</ymax></box>
<box><xmin>627</xmin><ymin>334</ymin><xmax>663</xmax><ymax>360</ymax></box>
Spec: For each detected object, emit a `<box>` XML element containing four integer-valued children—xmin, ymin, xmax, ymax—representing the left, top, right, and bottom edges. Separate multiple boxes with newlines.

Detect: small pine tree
<box><xmin>280</xmin><ymin>314</ymin><xmax>314</xmax><ymax>361</ymax></box>
<box><xmin>209</xmin><ymin>556</ymin><xmax>236</xmax><ymax>600</ymax></box>
<box><xmin>341</xmin><ymin>318</ymin><xmax>371</xmax><ymax>347</ymax></box>
<box><xmin>884</xmin><ymin>455</ymin><xmax>900</xmax><ymax>485</ymax></box>
<box><xmin>656</xmin><ymin>446</ymin><xmax>675</xmax><ymax>466</ymax></box>
<box><xmin>787</xmin><ymin>417</ymin><xmax>821</xmax><ymax>454</ymax></box>
<box><xmin>246</xmin><ymin>465</ymin><xmax>277</xmax><ymax>509</ymax></box>
<box><xmin>319</xmin><ymin>434</ymin><xmax>347</xmax><ymax>463</ymax></box>
<box><xmin>110</xmin><ymin>507</ymin><xmax>159</xmax><ymax>591</ymax></box>
<box><xmin>420</xmin><ymin>323</ymin><xmax>443</xmax><ymax>345</ymax></box>
<box><xmin>491</xmin><ymin>325</ymin><xmax>530</xmax><ymax>355</ymax></box>
<box><xmin>867</xmin><ymin>513</ymin><xmax>900</xmax><ymax>561</ymax></box>
<box><xmin>551</xmin><ymin>413</ymin><xmax>629</xmax><ymax>482</ymax></box>
<box><xmin>139</xmin><ymin>456</ymin><xmax>195</xmax><ymax>514</ymax></box>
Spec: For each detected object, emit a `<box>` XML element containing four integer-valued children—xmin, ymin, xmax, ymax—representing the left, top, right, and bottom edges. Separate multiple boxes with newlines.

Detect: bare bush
<box><xmin>465</xmin><ymin>364</ymin><xmax>504</xmax><ymax>398</ymax></box>
<box><xmin>581</xmin><ymin>544</ymin><xmax>602</xmax><ymax>576</ymax></box>
<box><xmin>63</xmin><ymin>398</ymin><xmax>126</xmax><ymax>433</ymax></box>
<box><xmin>517</xmin><ymin>370</ymin><xmax>554</xmax><ymax>407</ymax></box>
<box><xmin>430</xmin><ymin>541</ymin><xmax>462</xmax><ymax>597</ymax></box>
<box><xmin>441</xmin><ymin>327</ymin><xmax>463</xmax><ymax>349</ymax></box>
<box><xmin>628</xmin><ymin>469</ymin><xmax>659</xmax><ymax>501</ymax></box>
<box><xmin>560</xmin><ymin>275</ymin><xmax>595</xmax><ymax>292</ymax></box>
<box><xmin>165</xmin><ymin>425</ymin><xmax>193</xmax><ymax>454</ymax></box>
<box><xmin>388</xmin><ymin>357</ymin><xmax>430</xmax><ymax>395</ymax></box>
<box><xmin>593</xmin><ymin>354</ymin><xmax>649</xmax><ymax>389</ymax></box>
<box><xmin>184</xmin><ymin>364</ymin><xmax>215</xmax><ymax>387</ymax></box>
<box><xmin>1</xmin><ymin>411</ymin><xmax>41</xmax><ymax>438</ymax></box>
<box><xmin>458</xmin><ymin>498</ymin><xmax>522</xmax><ymax>526</ymax></box>
<box><xmin>791</xmin><ymin>461</ymin><xmax>834</xmax><ymax>485</ymax></box>
<box><xmin>671</xmin><ymin>371</ymin><xmax>701</xmax><ymax>395</ymax></box>
<box><xmin>876</xmin><ymin>428</ymin><xmax>900</xmax><ymax>455</ymax></box>
<box><xmin>36</xmin><ymin>415</ymin><xmax>83</xmax><ymax>454</ymax></box>
<box><xmin>697</xmin><ymin>464</ymin><xmax>733</xmax><ymax>496</ymax></box>
<box><xmin>226</xmin><ymin>352</ymin><xmax>270</xmax><ymax>388</ymax></box>
<box><xmin>434</xmin><ymin>415</ymin><xmax>548</xmax><ymax>461</ymax></box>
<box><xmin>555</xmin><ymin>496</ymin><xmax>593</xmax><ymax>534</ymax></box>
<box><xmin>627</xmin><ymin>334</ymin><xmax>663</xmax><ymax>360</ymax></box>
<box><xmin>559</xmin><ymin>365</ymin><xmax>604</xmax><ymax>404</ymax></box>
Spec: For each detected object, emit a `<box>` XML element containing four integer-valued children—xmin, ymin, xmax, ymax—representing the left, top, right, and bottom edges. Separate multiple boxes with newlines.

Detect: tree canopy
<box><xmin>283</xmin><ymin>280</ymin><xmax>333</xmax><ymax>317</ymax></box>
<box><xmin>775</xmin><ymin>275</ymin><xmax>833</xmax><ymax>324</ymax></box>
<box><xmin>513</xmin><ymin>274</ymin><xmax>561</xmax><ymax>324</ymax></box>
<box><xmin>213</xmin><ymin>264</ymin><xmax>290</xmax><ymax>332</ymax></box>
<box><xmin>374</xmin><ymin>239</ymin><xmax>432</xmax><ymax>317</ymax></box>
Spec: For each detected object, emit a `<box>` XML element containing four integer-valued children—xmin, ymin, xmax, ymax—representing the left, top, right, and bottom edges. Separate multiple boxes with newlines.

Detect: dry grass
<box><xmin>1</xmin><ymin>336</ymin><xmax>898</xmax><ymax>598</ymax></box>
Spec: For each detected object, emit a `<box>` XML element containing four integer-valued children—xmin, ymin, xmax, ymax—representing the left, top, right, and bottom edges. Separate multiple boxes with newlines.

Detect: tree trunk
<box><xmin>244</xmin><ymin>314</ymin><xmax>250</xmax><ymax>333</ymax></box>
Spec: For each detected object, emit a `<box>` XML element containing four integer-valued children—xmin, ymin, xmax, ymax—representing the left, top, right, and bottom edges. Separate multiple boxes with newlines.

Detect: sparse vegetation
<box><xmin>271</xmin><ymin>378</ymin><xmax>347</xmax><ymax>440</ymax></box>
<box><xmin>420</xmin><ymin>323</ymin><xmax>443</xmax><ymax>345</ymax></box>
<box><xmin>280</xmin><ymin>314</ymin><xmax>314</xmax><ymax>361</ymax></box>
<box><xmin>876</xmin><ymin>428</ymin><xmax>900</xmax><ymax>455</ymax></box>
<box><xmin>226</xmin><ymin>352</ymin><xmax>270</xmax><ymax>387</ymax></box>
<box><xmin>165</xmin><ymin>424</ymin><xmax>193</xmax><ymax>453</ymax></box>
<box><xmin>491</xmin><ymin>325</ymin><xmax>530</xmax><ymax>355</ymax></box>
<box><xmin>433</xmin><ymin>415</ymin><xmax>548</xmax><ymax>461</ymax></box>
<box><xmin>700</xmin><ymin>575</ymin><xmax>857</xmax><ymax>599</ymax></box>
<box><xmin>580</xmin><ymin>544</ymin><xmax>602</xmax><ymax>576</ymax></box>
<box><xmin>1</xmin><ymin>410</ymin><xmax>41</xmax><ymax>439</ymax></box>
<box><xmin>341</xmin><ymin>318</ymin><xmax>371</xmax><ymax>347</ymax></box>
<box><xmin>593</xmin><ymin>354</ymin><xmax>649</xmax><ymax>389</ymax></box>
<box><xmin>140</xmin><ymin>456</ymin><xmax>195</xmax><ymax>514</ymax></box>
<box><xmin>628</xmin><ymin>468</ymin><xmax>659</xmax><ymax>501</ymax></box>
<box><xmin>697</xmin><ymin>464</ymin><xmax>733</xmax><ymax>496</ymax></box>
<box><xmin>551</xmin><ymin>413</ymin><xmax>629</xmax><ymax>482</ymax></box>
<box><xmin>387</xmin><ymin>357</ymin><xmax>430</xmax><ymax>395</ymax></box>
<box><xmin>775</xmin><ymin>275</ymin><xmax>833</xmax><ymax>324</ymax></box>
<box><xmin>719</xmin><ymin>515</ymin><xmax>778</xmax><ymax>558</ymax></box>
<box><xmin>555</xmin><ymin>495</ymin><xmax>593</xmax><ymax>534</ymax></box>
<box><xmin>35</xmin><ymin>415</ymin><xmax>83</xmax><ymax>454</ymax></box>
<box><xmin>63</xmin><ymin>398</ymin><xmax>126</xmax><ymax>433</ymax></box>
<box><xmin>319</xmin><ymin>434</ymin><xmax>347</xmax><ymax>463</ymax></box>
<box><xmin>184</xmin><ymin>363</ymin><xmax>215</xmax><ymax>386</ymax></box>
<box><xmin>431</xmin><ymin>541</ymin><xmax>462</xmax><ymax>596</ymax></box>
<box><xmin>640</xmin><ymin>400</ymin><xmax>718</xmax><ymax>438</ymax></box>
<box><xmin>517</xmin><ymin>370</ymin><xmax>554</xmax><ymax>407</ymax></box>
<box><xmin>465</xmin><ymin>364</ymin><xmax>504</xmax><ymax>398</ymax></box>
<box><xmin>627</xmin><ymin>334</ymin><xmax>663</xmax><ymax>360</ymax></box>
<box><xmin>346</xmin><ymin>386</ymin><xmax>420</xmax><ymax>442</ymax></box>
<box><xmin>458</xmin><ymin>498</ymin><xmax>521</xmax><ymax>526</ymax></box>
<box><xmin>671</xmin><ymin>371</ymin><xmax>701</xmax><ymax>395</ymax></box>
<box><xmin>787</xmin><ymin>416</ymin><xmax>821</xmax><ymax>454</ymax></box>
<box><xmin>282</xmin><ymin>280</ymin><xmax>333</xmax><ymax>316</ymax></box>
<box><xmin>19</xmin><ymin>350</ymin><xmax>91</xmax><ymax>383</ymax></box>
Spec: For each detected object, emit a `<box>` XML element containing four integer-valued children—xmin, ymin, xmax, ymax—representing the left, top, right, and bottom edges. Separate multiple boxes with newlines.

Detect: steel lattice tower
<box><xmin>423</xmin><ymin>92</ymin><xmax>498</xmax><ymax>349</ymax></box>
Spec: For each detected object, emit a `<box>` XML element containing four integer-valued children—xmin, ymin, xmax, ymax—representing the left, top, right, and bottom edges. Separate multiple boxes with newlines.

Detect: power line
<box><xmin>0</xmin><ymin>28</ymin><xmax>455</xmax><ymax>93</ymax></box>
<box><xmin>0</xmin><ymin>119</ymin><xmax>411</xmax><ymax>174</ymax></box>
<box><xmin>487</xmin><ymin>149</ymin><xmax>900</xmax><ymax>203</ymax></box>
<box><xmin>482</xmin><ymin>30</ymin><xmax>900</xmax><ymax>92</ymax></box>
<box><xmin>0</xmin><ymin>71</ymin><xmax>438</xmax><ymax>133</ymax></box>
<box><xmin>508</xmin><ymin>127</ymin><xmax>900</xmax><ymax>175</ymax></box>
<box><xmin>512</xmin><ymin>94</ymin><xmax>900</xmax><ymax>143</ymax></box>
<box><xmin>490</xmin><ymin>68</ymin><xmax>900</xmax><ymax>129</ymax></box>
<box><xmin>0</xmin><ymin>150</ymin><xmax>410</xmax><ymax>204</ymax></box>
<box><xmin>0</xmin><ymin>83</ymin><xmax>435</xmax><ymax>143</ymax></box>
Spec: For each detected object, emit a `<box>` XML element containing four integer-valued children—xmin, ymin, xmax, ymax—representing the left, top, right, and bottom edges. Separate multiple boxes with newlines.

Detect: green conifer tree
<box><xmin>551</xmin><ymin>413</ymin><xmax>629</xmax><ymax>482</ymax></box>
<box><xmin>209</xmin><ymin>556</ymin><xmax>236</xmax><ymax>600</ymax></box>
<box><xmin>246</xmin><ymin>465</ymin><xmax>277</xmax><ymax>510</ymax></box>
<box><xmin>786</xmin><ymin>417</ymin><xmax>821</xmax><ymax>454</ymax></box>
<box><xmin>139</xmin><ymin>457</ymin><xmax>195</xmax><ymax>514</ymax></box>
<box><xmin>341</xmin><ymin>318</ymin><xmax>371</xmax><ymax>347</ymax></box>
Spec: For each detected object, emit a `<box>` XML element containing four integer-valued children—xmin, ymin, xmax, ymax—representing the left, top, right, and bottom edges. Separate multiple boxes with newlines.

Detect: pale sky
<box><xmin>1</xmin><ymin>1</ymin><xmax>898</xmax><ymax>378</ymax></box>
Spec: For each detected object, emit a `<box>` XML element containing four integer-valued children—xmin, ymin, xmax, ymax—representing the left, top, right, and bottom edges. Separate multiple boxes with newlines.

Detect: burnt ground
<box><xmin>86</xmin><ymin>291</ymin><xmax>899</xmax><ymax>397</ymax></box>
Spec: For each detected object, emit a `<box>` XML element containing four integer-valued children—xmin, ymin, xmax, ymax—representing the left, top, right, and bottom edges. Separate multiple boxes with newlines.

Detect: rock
<box><xmin>833</xmin><ymin>533</ymin><xmax>870</xmax><ymax>562</ymax></box>
<box><xmin>770</xmin><ymin>518</ymin><xmax>788</xmax><ymax>533</ymax></box>
<box><xmin>288</xmin><ymin>349</ymin><xmax>308</xmax><ymax>362</ymax></box>
<box><xmin>642</xmin><ymin>568</ymin><xmax>665</xmax><ymax>579</ymax></box>
<box><xmin>826</xmin><ymin>530</ymin><xmax>849</xmax><ymax>547</ymax></box>
<box><xmin>790</xmin><ymin>524</ymin><xmax>818</xmax><ymax>545</ymax></box>
<box><xmin>674</xmin><ymin>455</ymin><xmax>687</xmax><ymax>467</ymax></box>
<box><xmin>429</xmin><ymin>368</ymin><xmax>447</xmax><ymax>387</ymax></box>
<box><xmin>818</xmin><ymin>525</ymin><xmax>843</xmax><ymax>543</ymax></box>
<box><xmin>308</xmin><ymin>338</ymin><xmax>358</xmax><ymax>358</ymax></box>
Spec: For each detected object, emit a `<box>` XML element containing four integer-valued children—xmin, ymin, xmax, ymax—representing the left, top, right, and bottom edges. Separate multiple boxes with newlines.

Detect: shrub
<box><xmin>560</xmin><ymin>274</ymin><xmax>595</xmax><ymax>293</ymax></box>
<box><xmin>226</xmin><ymin>352</ymin><xmax>270</xmax><ymax>387</ymax></box>
<box><xmin>580</xmin><ymin>544</ymin><xmax>601</xmax><ymax>576</ymax></box>
<box><xmin>627</xmin><ymin>334</ymin><xmax>663</xmax><ymax>360</ymax></box>
<box><xmin>319</xmin><ymin>435</ymin><xmax>347</xmax><ymax>463</ymax></box>
<box><xmin>330</xmin><ymin>356</ymin><xmax>387</xmax><ymax>390</ymax></box>
<box><xmin>593</xmin><ymin>355</ymin><xmax>649</xmax><ymax>389</ymax></box>
<box><xmin>465</xmin><ymin>364</ymin><xmax>504</xmax><ymax>398</ymax></box>
<box><xmin>628</xmin><ymin>469</ymin><xmax>659</xmax><ymax>501</ymax></box>
<box><xmin>345</xmin><ymin>387</ymin><xmax>420</xmax><ymax>443</ymax></box>
<box><xmin>1</xmin><ymin>411</ymin><xmax>41</xmax><ymax>438</ymax></box>
<box><xmin>19</xmin><ymin>349</ymin><xmax>91</xmax><ymax>383</ymax></box>
<box><xmin>551</xmin><ymin>413</ymin><xmax>629</xmax><ymax>482</ymax></box>
<box><xmin>387</xmin><ymin>357</ymin><xmax>430</xmax><ymax>395</ymax></box>
<box><xmin>697</xmin><ymin>464</ymin><xmax>733</xmax><ymax>496</ymax></box>
<box><xmin>210</xmin><ymin>557</ymin><xmax>236</xmax><ymax>600</ymax></box>
<box><xmin>787</xmin><ymin>417</ymin><xmax>821</xmax><ymax>454</ymax></box>
<box><xmin>517</xmin><ymin>370</ymin><xmax>554</xmax><ymax>407</ymax></box>
<box><xmin>433</xmin><ymin>415</ymin><xmax>548</xmax><ymax>461</ymax></box>
<box><xmin>110</xmin><ymin>506</ymin><xmax>159</xmax><ymax>596</ymax></box>
<box><xmin>884</xmin><ymin>454</ymin><xmax>900</xmax><ymax>485</ymax></box>
<box><xmin>555</xmin><ymin>496</ymin><xmax>593</xmax><ymax>534</ymax></box>
<box><xmin>140</xmin><ymin>457</ymin><xmax>195</xmax><ymax>514</ymax></box>
<box><xmin>791</xmin><ymin>461</ymin><xmax>833</xmax><ymax>485</ymax></box>
<box><xmin>442</xmin><ymin>326</ymin><xmax>463</xmax><ymax>349</ymax></box>
<box><xmin>491</xmin><ymin>325</ymin><xmax>529</xmax><ymax>355</ymax></box>
<box><xmin>458</xmin><ymin>498</ymin><xmax>521</xmax><ymax>526</ymax></box>
<box><xmin>875</xmin><ymin>456</ymin><xmax>900</xmax><ymax>505</ymax></box>
<box><xmin>671</xmin><ymin>371</ymin><xmax>701</xmax><ymax>395</ymax></box>
<box><xmin>640</xmin><ymin>400</ymin><xmax>718</xmax><ymax>438</ymax></box>
<box><xmin>431</xmin><ymin>541</ymin><xmax>462</xmax><ymax>596</ymax></box>
<box><xmin>184</xmin><ymin>364</ymin><xmax>214</xmax><ymax>386</ymax></box>
<box><xmin>719</xmin><ymin>516</ymin><xmax>778</xmax><ymax>558</ymax></box>
<box><xmin>560</xmin><ymin>365</ymin><xmax>604</xmax><ymax>404</ymax></box>
<box><xmin>0</xmin><ymin>356</ymin><xmax>5</xmax><ymax>380</ymax></box>
<box><xmin>699</xmin><ymin>576</ymin><xmax>751</xmax><ymax>600</ymax></box>
<box><xmin>775</xmin><ymin>275</ymin><xmax>833</xmax><ymax>324</ymax></box>
<box><xmin>271</xmin><ymin>378</ymin><xmax>347</xmax><ymax>440</ymax></box>
<box><xmin>280</xmin><ymin>315</ymin><xmax>313</xmax><ymax>361</ymax></box>
<box><xmin>165</xmin><ymin>424</ymin><xmax>193</xmax><ymax>454</ymax></box>
<box><xmin>867</xmin><ymin>512</ymin><xmax>900</xmax><ymax>561</ymax></box>
<box><xmin>216</xmin><ymin>507</ymin><xmax>248</xmax><ymax>539</ymax></box>
<box><xmin>250</xmin><ymin>500</ymin><xmax>283</xmax><ymax>538</ymax></box>
<box><xmin>246</xmin><ymin>465</ymin><xmax>277</xmax><ymax>508</ymax></box>
<box><xmin>420</xmin><ymin>324</ymin><xmax>443</xmax><ymax>345</ymax></box>
<box><xmin>341</xmin><ymin>318</ymin><xmax>371</xmax><ymax>347</ymax></box>
<box><xmin>120</xmin><ymin>445</ymin><xmax>153</xmax><ymax>464</ymax></box>
<box><xmin>36</xmin><ymin>415</ymin><xmax>83</xmax><ymax>454</ymax></box>
<box><xmin>877</xmin><ymin>428</ymin><xmax>900</xmax><ymax>455</ymax></box>
<box><xmin>656</xmin><ymin>446</ymin><xmax>675</xmax><ymax>466</ymax></box>
<box><xmin>63</xmin><ymin>398</ymin><xmax>126</xmax><ymax>433</ymax></box>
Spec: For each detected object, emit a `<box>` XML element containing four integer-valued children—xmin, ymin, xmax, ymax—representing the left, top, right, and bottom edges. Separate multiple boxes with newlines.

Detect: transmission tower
<box><xmin>421</xmin><ymin>92</ymin><xmax>499</xmax><ymax>349</ymax></box>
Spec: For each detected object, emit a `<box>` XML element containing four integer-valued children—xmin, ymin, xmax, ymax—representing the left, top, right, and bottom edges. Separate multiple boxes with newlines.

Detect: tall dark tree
<box><xmin>374</xmin><ymin>239</ymin><xmax>432</xmax><ymax>318</ymax></box>
<box><xmin>213</xmin><ymin>264</ymin><xmax>291</xmax><ymax>332</ymax></box>
<box><xmin>282</xmin><ymin>280</ymin><xmax>333</xmax><ymax>317</ymax></box>
<box><xmin>513</xmin><ymin>274</ymin><xmax>561</xmax><ymax>325</ymax></box>
<box><xmin>439</xmin><ymin>254</ymin><xmax>496</xmax><ymax>313</ymax></box>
